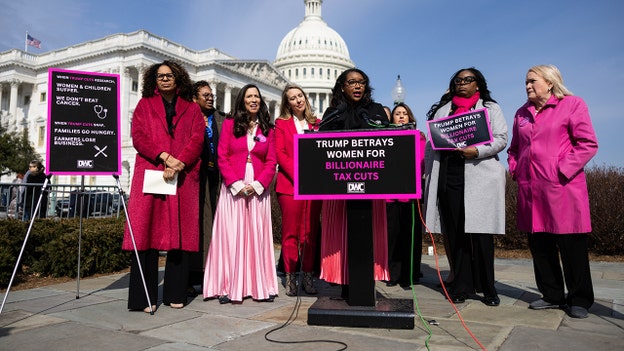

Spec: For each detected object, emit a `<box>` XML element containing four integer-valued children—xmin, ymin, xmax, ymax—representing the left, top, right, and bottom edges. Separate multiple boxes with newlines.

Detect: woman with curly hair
<box><xmin>203</xmin><ymin>84</ymin><xmax>278</xmax><ymax>304</ymax></box>
<box><xmin>122</xmin><ymin>60</ymin><xmax>205</xmax><ymax>312</ymax></box>
<box><xmin>318</xmin><ymin>68</ymin><xmax>390</xmax><ymax>302</ymax></box>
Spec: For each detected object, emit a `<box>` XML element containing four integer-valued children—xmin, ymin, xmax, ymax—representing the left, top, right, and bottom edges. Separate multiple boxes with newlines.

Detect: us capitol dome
<box><xmin>274</xmin><ymin>0</ymin><xmax>355</xmax><ymax>116</ymax></box>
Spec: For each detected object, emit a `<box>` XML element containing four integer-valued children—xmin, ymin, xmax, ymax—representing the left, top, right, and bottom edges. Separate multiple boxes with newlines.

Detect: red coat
<box><xmin>275</xmin><ymin>117</ymin><xmax>316</xmax><ymax>195</ymax></box>
<box><xmin>508</xmin><ymin>95</ymin><xmax>598</xmax><ymax>234</ymax></box>
<box><xmin>122</xmin><ymin>94</ymin><xmax>205</xmax><ymax>251</ymax></box>
<box><xmin>218</xmin><ymin>118</ymin><xmax>276</xmax><ymax>189</ymax></box>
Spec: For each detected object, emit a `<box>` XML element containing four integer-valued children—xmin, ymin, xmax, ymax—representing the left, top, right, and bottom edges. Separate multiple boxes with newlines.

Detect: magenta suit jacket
<box><xmin>275</xmin><ymin>117</ymin><xmax>317</xmax><ymax>195</ymax></box>
<box><xmin>218</xmin><ymin>118</ymin><xmax>276</xmax><ymax>188</ymax></box>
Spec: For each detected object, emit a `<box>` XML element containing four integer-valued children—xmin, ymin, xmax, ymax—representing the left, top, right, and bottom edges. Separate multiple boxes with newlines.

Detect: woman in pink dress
<box><xmin>275</xmin><ymin>85</ymin><xmax>322</xmax><ymax>296</ymax></box>
<box><xmin>203</xmin><ymin>84</ymin><xmax>278</xmax><ymax>304</ymax></box>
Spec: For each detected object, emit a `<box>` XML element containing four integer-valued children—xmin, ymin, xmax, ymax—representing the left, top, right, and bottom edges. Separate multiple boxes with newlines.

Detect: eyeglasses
<box><xmin>345</xmin><ymin>79</ymin><xmax>367</xmax><ymax>87</ymax></box>
<box><xmin>201</xmin><ymin>93</ymin><xmax>215</xmax><ymax>100</ymax></box>
<box><xmin>156</xmin><ymin>73</ymin><xmax>175</xmax><ymax>81</ymax></box>
<box><xmin>453</xmin><ymin>76</ymin><xmax>477</xmax><ymax>85</ymax></box>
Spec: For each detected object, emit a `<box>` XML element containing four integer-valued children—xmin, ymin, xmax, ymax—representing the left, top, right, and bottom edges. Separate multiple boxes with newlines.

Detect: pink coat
<box><xmin>218</xmin><ymin>118</ymin><xmax>276</xmax><ymax>189</ymax></box>
<box><xmin>122</xmin><ymin>94</ymin><xmax>205</xmax><ymax>251</ymax></box>
<box><xmin>508</xmin><ymin>95</ymin><xmax>598</xmax><ymax>234</ymax></box>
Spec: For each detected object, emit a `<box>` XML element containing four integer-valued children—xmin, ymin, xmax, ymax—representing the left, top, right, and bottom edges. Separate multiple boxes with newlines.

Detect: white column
<box><xmin>122</xmin><ymin>67</ymin><xmax>132</xmax><ymax>145</ymax></box>
<box><xmin>314</xmin><ymin>92</ymin><xmax>320</xmax><ymax>114</ymax></box>
<box><xmin>0</xmin><ymin>83</ymin><xmax>4</xmax><ymax>116</ymax></box>
<box><xmin>9</xmin><ymin>79</ymin><xmax>20</xmax><ymax>121</ymax></box>
<box><xmin>223</xmin><ymin>85</ymin><xmax>232</xmax><ymax>115</ymax></box>
<box><xmin>273</xmin><ymin>101</ymin><xmax>280</xmax><ymax>120</ymax></box>
<box><xmin>136</xmin><ymin>63</ymin><xmax>147</xmax><ymax>97</ymax></box>
<box><xmin>209</xmin><ymin>80</ymin><xmax>219</xmax><ymax>109</ymax></box>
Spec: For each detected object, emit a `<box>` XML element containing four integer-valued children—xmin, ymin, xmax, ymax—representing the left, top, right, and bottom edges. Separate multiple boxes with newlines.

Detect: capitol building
<box><xmin>0</xmin><ymin>0</ymin><xmax>354</xmax><ymax>191</ymax></box>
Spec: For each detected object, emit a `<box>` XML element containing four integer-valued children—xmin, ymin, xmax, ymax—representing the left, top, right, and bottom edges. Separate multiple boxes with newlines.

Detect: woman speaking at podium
<box><xmin>318</xmin><ymin>68</ymin><xmax>390</xmax><ymax>299</ymax></box>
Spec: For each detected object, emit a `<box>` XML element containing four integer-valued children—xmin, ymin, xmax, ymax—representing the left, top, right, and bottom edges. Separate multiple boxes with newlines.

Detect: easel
<box><xmin>0</xmin><ymin>175</ymin><xmax>153</xmax><ymax>315</ymax></box>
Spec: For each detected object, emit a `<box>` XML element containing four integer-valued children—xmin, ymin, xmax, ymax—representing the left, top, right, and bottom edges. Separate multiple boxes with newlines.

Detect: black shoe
<box><xmin>386</xmin><ymin>281</ymin><xmax>398</xmax><ymax>287</ymax></box>
<box><xmin>569</xmin><ymin>306</ymin><xmax>589</xmax><ymax>319</ymax></box>
<box><xmin>259</xmin><ymin>294</ymin><xmax>276</xmax><ymax>302</ymax></box>
<box><xmin>218</xmin><ymin>295</ymin><xmax>231</xmax><ymax>304</ymax></box>
<box><xmin>483</xmin><ymin>295</ymin><xmax>500</xmax><ymax>306</ymax></box>
<box><xmin>340</xmin><ymin>285</ymin><xmax>349</xmax><ymax>299</ymax></box>
<box><xmin>450</xmin><ymin>294</ymin><xmax>466</xmax><ymax>303</ymax></box>
<box><xmin>529</xmin><ymin>299</ymin><xmax>565</xmax><ymax>310</ymax></box>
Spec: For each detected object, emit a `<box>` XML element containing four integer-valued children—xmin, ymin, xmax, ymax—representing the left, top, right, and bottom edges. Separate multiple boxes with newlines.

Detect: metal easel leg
<box><xmin>0</xmin><ymin>175</ymin><xmax>52</xmax><ymax>315</ymax></box>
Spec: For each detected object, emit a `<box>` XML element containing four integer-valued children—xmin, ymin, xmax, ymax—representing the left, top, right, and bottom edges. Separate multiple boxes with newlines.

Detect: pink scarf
<box><xmin>452</xmin><ymin>91</ymin><xmax>480</xmax><ymax>114</ymax></box>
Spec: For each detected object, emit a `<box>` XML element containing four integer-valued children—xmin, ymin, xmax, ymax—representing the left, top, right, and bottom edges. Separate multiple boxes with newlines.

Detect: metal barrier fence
<box><xmin>0</xmin><ymin>182</ymin><xmax>126</xmax><ymax>220</ymax></box>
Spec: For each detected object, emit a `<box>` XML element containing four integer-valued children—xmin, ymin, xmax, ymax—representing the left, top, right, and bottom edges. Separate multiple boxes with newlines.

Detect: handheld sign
<box><xmin>426</xmin><ymin>108</ymin><xmax>493</xmax><ymax>150</ymax></box>
<box><xmin>294</xmin><ymin>129</ymin><xmax>421</xmax><ymax>200</ymax></box>
<box><xmin>47</xmin><ymin>68</ymin><xmax>120</xmax><ymax>175</ymax></box>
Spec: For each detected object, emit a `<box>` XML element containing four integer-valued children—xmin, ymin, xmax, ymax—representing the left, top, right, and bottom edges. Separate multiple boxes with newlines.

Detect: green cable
<box><xmin>410</xmin><ymin>200</ymin><xmax>433</xmax><ymax>350</ymax></box>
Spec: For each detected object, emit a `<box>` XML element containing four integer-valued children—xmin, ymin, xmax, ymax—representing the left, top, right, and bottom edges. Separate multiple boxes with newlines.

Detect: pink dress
<box><xmin>320</xmin><ymin>199</ymin><xmax>389</xmax><ymax>284</ymax></box>
<box><xmin>203</xmin><ymin>164</ymin><xmax>278</xmax><ymax>302</ymax></box>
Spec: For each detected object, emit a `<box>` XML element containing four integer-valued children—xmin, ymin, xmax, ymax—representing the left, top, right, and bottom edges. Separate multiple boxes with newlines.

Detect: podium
<box><xmin>295</xmin><ymin>129</ymin><xmax>421</xmax><ymax>329</ymax></box>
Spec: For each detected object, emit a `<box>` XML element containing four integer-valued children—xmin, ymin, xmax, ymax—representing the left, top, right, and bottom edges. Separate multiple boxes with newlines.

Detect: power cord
<box><xmin>416</xmin><ymin>199</ymin><xmax>488</xmax><ymax>351</ymax></box>
<box><xmin>264</xmin><ymin>200</ymin><xmax>348</xmax><ymax>350</ymax></box>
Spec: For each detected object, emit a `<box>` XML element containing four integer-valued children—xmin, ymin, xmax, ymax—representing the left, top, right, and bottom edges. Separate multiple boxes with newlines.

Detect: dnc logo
<box><xmin>347</xmin><ymin>182</ymin><xmax>365</xmax><ymax>193</ymax></box>
<box><xmin>77</xmin><ymin>160</ymin><xmax>94</xmax><ymax>168</ymax></box>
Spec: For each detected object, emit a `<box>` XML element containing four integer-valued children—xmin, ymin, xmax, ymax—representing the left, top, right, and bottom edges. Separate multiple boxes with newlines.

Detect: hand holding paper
<box><xmin>143</xmin><ymin>169</ymin><xmax>177</xmax><ymax>195</ymax></box>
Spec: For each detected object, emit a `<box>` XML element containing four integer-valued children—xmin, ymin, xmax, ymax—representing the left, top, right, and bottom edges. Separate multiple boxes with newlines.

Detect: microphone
<box><xmin>319</xmin><ymin>102</ymin><xmax>347</xmax><ymax>129</ymax></box>
<box><xmin>358</xmin><ymin>108</ymin><xmax>389</xmax><ymax>127</ymax></box>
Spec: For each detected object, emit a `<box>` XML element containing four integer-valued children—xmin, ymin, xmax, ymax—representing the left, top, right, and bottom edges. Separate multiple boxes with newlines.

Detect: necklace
<box><xmin>248</xmin><ymin>120</ymin><xmax>258</xmax><ymax>136</ymax></box>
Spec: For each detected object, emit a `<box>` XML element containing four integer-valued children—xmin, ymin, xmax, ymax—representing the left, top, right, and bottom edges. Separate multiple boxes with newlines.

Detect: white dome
<box><xmin>275</xmin><ymin>0</ymin><xmax>353</xmax><ymax>66</ymax></box>
<box><xmin>273</xmin><ymin>0</ymin><xmax>354</xmax><ymax>116</ymax></box>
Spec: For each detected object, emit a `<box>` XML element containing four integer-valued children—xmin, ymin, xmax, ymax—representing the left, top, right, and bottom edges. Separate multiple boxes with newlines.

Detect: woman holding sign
<box><xmin>318</xmin><ymin>68</ymin><xmax>390</xmax><ymax>299</ymax></box>
<box><xmin>508</xmin><ymin>65</ymin><xmax>597</xmax><ymax>318</ymax></box>
<box><xmin>424</xmin><ymin>67</ymin><xmax>508</xmax><ymax>306</ymax></box>
<box><xmin>122</xmin><ymin>60</ymin><xmax>205</xmax><ymax>312</ymax></box>
<box><xmin>275</xmin><ymin>85</ymin><xmax>322</xmax><ymax>296</ymax></box>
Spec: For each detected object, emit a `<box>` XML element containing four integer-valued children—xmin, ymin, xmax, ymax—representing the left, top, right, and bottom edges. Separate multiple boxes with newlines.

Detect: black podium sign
<box><xmin>294</xmin><ymin>129</ymin><xmax>421</xmax><ymax>200</ymax></box>
<box><xmin>46</xmin><ymin>68</ymin><xmax>120</xmax><ymax>175</ymax></box>
<box><xmin>426</xmin><ymin>108</ymin><xmax>493</xmax><ymax>150</ymax></box>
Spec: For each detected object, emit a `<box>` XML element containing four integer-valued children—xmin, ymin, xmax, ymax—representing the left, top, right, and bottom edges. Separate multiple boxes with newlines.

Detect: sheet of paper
<box><xmin>142</xmin><ymin>169</ymin><xmax>177</xmax><ymax>195</ymax></box>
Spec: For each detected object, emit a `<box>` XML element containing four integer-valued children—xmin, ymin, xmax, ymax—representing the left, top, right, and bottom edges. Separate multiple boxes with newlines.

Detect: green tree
<box><xmin>0</xmin><ymin>126</ymin><xmax>40</xmax><ymax>177</ymax></box>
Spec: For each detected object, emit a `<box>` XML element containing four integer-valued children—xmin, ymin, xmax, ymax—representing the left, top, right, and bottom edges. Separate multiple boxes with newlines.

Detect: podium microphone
<box><xmin>319</xmin><ymin>102</ymin><xmax>347</xmax><ymax>129</ymax></box>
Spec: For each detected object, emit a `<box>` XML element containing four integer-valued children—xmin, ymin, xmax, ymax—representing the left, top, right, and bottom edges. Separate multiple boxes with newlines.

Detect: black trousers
<box><xmin>438</xmin><ymin>155</ymin><xmax>497</xmax><ymax>298</ymax></box>
<box><xmin>127</xmin><ymin>249</ymin><xmax>190</xmax><ymax>310</ymax></box>
<box><xmin>527</xmin><ymin>233</ymin><xmax>594</xmax><ymax>309</ymax></box>
<box><xmin>386</xmin><ymin>201</ymin><xmax>422</xmax><ymax>284</ymax></box>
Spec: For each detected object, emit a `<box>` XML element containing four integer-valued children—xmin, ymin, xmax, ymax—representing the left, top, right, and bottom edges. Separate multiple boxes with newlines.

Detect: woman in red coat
<box><xmin>275</xmin><ymin>85</ymin><xmax>322</xmax><ymax>296</ymax></box>
<box><xmin>508</xmin><ymin>65</ymin><xmax>598</xmax><ymax>318</ymax></box>
<box><xmin>122</xmin><ymin>61</ymin><xmax>205</xmax><ymax>312</ymax></box>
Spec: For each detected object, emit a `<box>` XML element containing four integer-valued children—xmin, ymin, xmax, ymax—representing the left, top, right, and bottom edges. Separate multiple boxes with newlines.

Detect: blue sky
<box><xmin>1</xmin><ymin>0</ymin><xmax>622</xmax><ymax>168</ymax></box>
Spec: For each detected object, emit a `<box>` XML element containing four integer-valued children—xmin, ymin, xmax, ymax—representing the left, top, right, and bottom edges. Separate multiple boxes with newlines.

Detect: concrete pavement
<box><xmin>1</xmin><ymin>254</ymin><xmax>623</xmax><ymax>350</ymax></box>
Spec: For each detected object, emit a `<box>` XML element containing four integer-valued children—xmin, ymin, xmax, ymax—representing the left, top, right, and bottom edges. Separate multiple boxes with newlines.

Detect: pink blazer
<box><xmin>217</xmin><ymin>118</ymin><xmax>276</xmax><ymax>189</ymax></box>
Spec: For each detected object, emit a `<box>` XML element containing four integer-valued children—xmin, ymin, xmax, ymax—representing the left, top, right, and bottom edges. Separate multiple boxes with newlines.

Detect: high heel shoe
<box><xmin>302</xmin><ymin>272</ymin><xmax>317</xmax><ymax>294</ymax></box>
